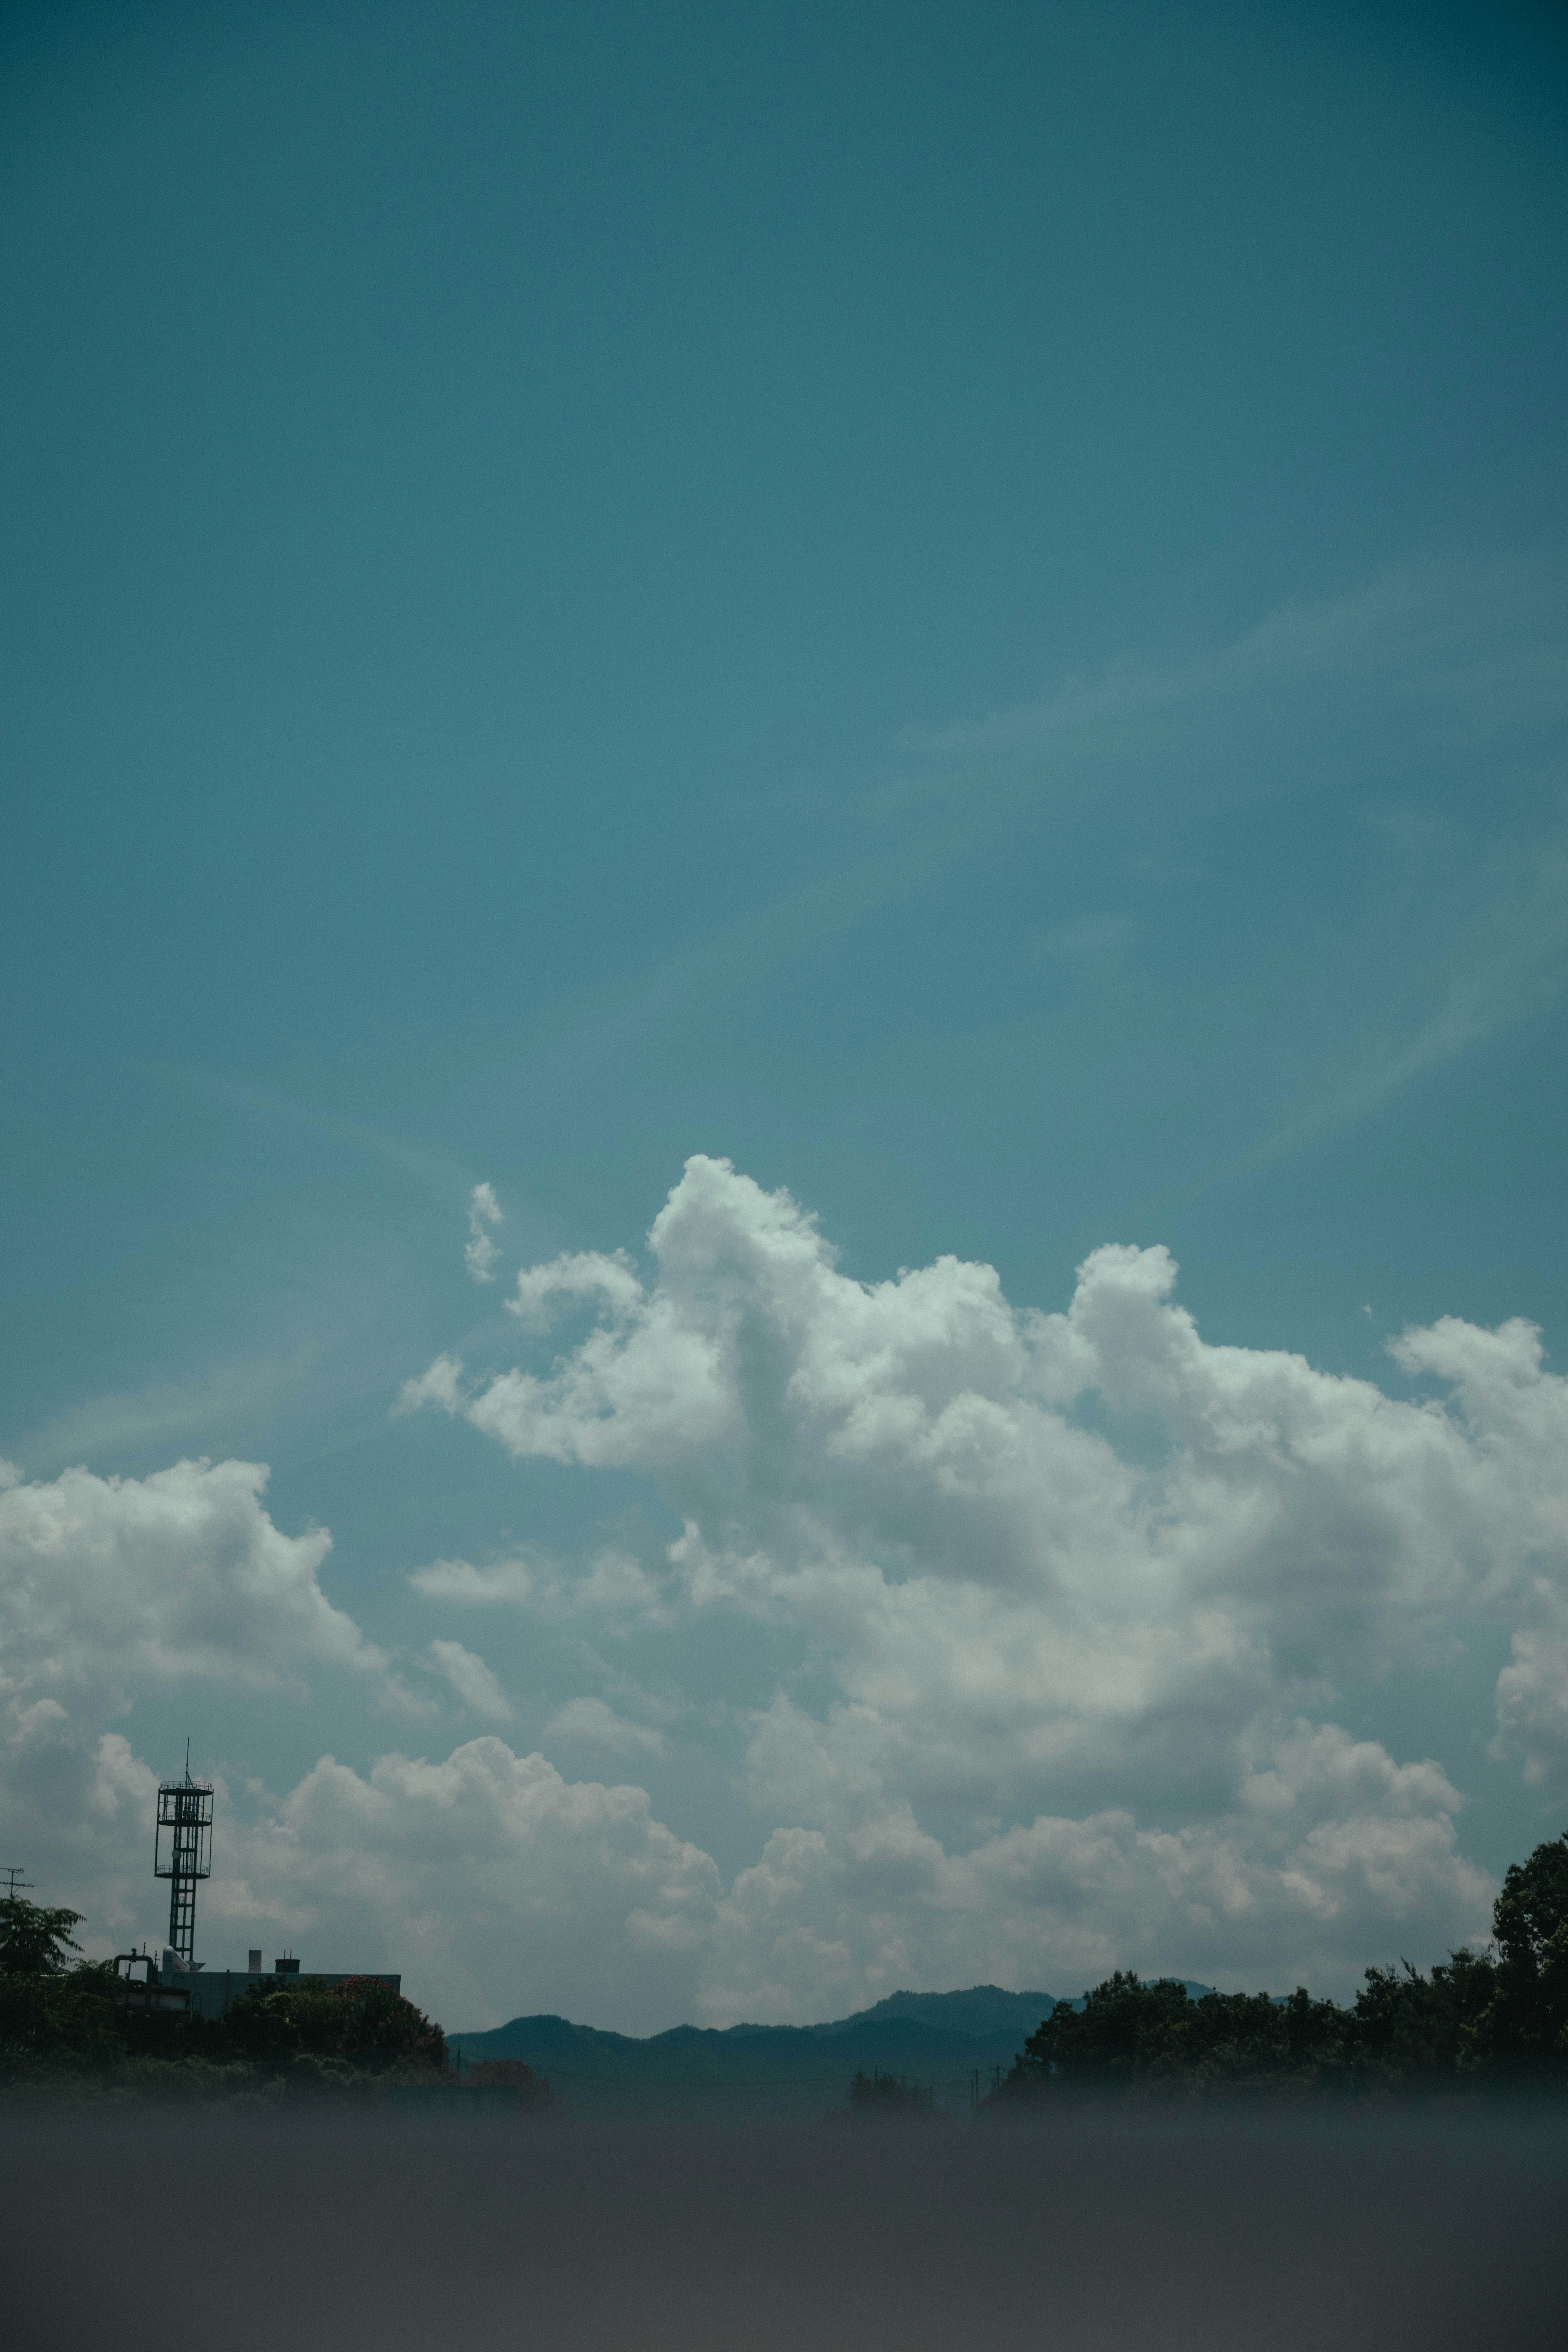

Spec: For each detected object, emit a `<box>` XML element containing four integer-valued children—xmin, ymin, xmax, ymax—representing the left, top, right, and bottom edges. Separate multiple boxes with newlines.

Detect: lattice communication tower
<box><xmin>154</xmin><ymin>1762</ymin><xmax>212</xmax><ymax>1966</ymax></box>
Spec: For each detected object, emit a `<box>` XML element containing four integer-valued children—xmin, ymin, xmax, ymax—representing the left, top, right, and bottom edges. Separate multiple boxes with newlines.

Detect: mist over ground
<box><xmin>7</xmin><ymin>2107</ymin><xmax>1565</xmax><ymax>2351</ymax></box>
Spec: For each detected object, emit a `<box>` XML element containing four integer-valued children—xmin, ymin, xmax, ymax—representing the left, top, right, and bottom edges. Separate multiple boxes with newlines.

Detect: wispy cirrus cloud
<box><xmin>1235</xmin><ymin>836</ymin><xmax>1568</xmax><ymax>1172</ymax></box>
<box><xmin>14</xmin><ymin>1350</ymin><xmax>318</xmax><ymax>1475</ymax></box>
<box><xmin>495</xmin><ymin>554</ymin><xmax>1568</xmax><ymax>1198</ymax></box>
<box><xmin>905</xmin><ymin>555</ymin><xmax>1567</xmax><ymax>775</ymax></box>
<box><xmin>893</xmin><ymin>552</ymin><xmax>1568</xmax><ymax>1172</ymax></box>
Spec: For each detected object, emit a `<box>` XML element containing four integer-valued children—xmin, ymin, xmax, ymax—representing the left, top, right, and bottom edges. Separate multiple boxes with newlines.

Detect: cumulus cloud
<box><xmin>9</xmin><ymin>1162</ymin><xmax>1563</xmax><ymax>2030</ymax></box>
<box><xmin>1493</xmin><ymin>1607</ymin><xmax>1568</xmax><ymax>1788</ymax></box>
<box><xmin>508</xmin><ymin>1250</ymin><xmax>643</xmax><ymax>1333</ymax></box>
<box><xmin>0</xmin><ymin>1458</ymin><xmax>423</xmax><ymax>1964</ymax></box>
<box><xmin>12</xmin><ymin>1705</ymin><xmax>1481</xmax><ymax>2029</ymax></box>
<box><xmin>0</xmin><ymin>1459</ymin><xmax>384</xmax><ymax>1703</ymax></box>
<box><xmin>0</xmin><ymin>1452</ymin><xmax>701</xmax><ymax>2023</ymax></box>
<box><xmin>0</xmin><ymin>1706</ymin><xmax>716</xmax><ymax>2027</ymax></box>
<box><xmin>0</xmin><ymin>1710</ymin><xmax>162</xmax><ymax>1950</ymax></box>
<box><xmin>428</xmin><ymin>1640</ymin><xmax>514</xmax><ymax>1722</ymax></box>
<box><xmin>394</xmin><ymin>1354</ymin><xmax>465</xmax><ymax>1418</ymax></box>
<box><xmin>464</xmin><ymin>1182</ymin><xmax>503</xmax><ymax>1284</ymax></box>
<box><xmin>210</xmin><ymin>1738</ymin><xmax>720</xmax><ymax>2029</ymax></box>
<box><xmin>394</xmin><ymin>1153</ymin><xmax>1568</xmax><ymax>2013</ymax></box>
<box><xmin>704</xmin><ymin>1716</ymin><xmax>1489</xmax><ymax>2026</ymax></box>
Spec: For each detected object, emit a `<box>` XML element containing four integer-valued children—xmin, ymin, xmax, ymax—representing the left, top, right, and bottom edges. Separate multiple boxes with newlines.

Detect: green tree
<box><xmin>1018</xmin><ymin>1972</ymin><xmax>1190</xmax><ymax>2094</ymax></box>
<box><xmin>0</xmin><ymin>1895</ymin><xmax>85</xmax><ymax>1976</ymax></box>
<box><xmin>1351</xmin><ymin>1948</ymin><xmax>1497</xmax><ymax>2085</ymax></box>
<box><xmin>1474</xmin><ymin>1828</ymin><xmax>1568</xmax><ymax>2078</ymax></box>
<box><xmin>217</xmin><ymin>1976</ymin><xmax>448</xmax><ymax>2078</ymax></box>
<box><xmin>996</xmin><ymin>1974</ymin><xmax>1352</xmax><ymax>2105</ymax></box>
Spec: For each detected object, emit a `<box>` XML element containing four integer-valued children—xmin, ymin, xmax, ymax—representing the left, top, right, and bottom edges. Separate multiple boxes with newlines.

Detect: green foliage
<box><xmin>9</xmin><ymin>1829</ymin><xmax>1568</xmax><ymax>2111</ymax></box>
<box><xmin>107</xmin><ymin>2056</ymin><xmax>281</xmax><ymax>2105</ymax></box>
<box><xmin>0</xmin><ymin>1895</ymin><xmax>85</xmax><ymax>1977</ymax></box>
<box><xmin>1480</xmin><ymin>1830</ymin><xmax>1568</xmax><ymax>2078</ymax></box>
<box><xmin>0</xmin><ymin>1958</ymin><xmax>124</xmax><ymax>2083</ymax></box>
<box><xmin>215</xmin><ymin>1976</ymin><xmax>448</xmax><ymax>2080</ymax></box>
<box><xmin>990</xmin><ymin>1829</ymin><xmax>1568</xmax><ymax>2111</ymax></box>
<box><xmin>1492</xmin><ymin>1829</ymin><xmax>1568</xmax><ymax>1968</ymax></box>
<box><xmin>0</xmin><ymin>1903</ymin><xmax>448</xmax><ymax>2102</ymax></box>
<box><xmin>1002</xmin><ymin>1973</ymin><xmax>1353</xmax><ymax>2105</ymax></box>
<box><xmin>1350</xmin><ymin>1947</ymin><xmax>1498</xmax><ymax>2082</ymax></box>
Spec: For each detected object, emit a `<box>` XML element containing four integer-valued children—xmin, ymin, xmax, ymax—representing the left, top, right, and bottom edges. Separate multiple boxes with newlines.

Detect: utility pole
<box><xmin>0</xmin><ymin>1868</ymin><xmax>32</xmax><ymax>1900</ymax></box>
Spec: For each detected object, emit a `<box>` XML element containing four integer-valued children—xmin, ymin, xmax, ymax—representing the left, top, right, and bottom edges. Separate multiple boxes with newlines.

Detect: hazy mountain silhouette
<box><xmin>448</xmin><ymin>1982</ymin><xmax>1216</xmax><ymax>2112</ymax></box>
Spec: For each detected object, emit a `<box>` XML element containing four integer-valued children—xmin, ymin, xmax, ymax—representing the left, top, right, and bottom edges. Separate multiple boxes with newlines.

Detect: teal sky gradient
<box><xmin>3</xmin><ymin>0</ymin><xmax>1568</xmax><ymax>2023</ymax></box>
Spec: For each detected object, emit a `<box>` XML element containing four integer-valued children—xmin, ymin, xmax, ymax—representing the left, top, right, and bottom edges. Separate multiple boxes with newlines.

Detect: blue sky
<box><xmin>2</xmin><ymin>0</ymin><xmax>1567</xmax><ymax>2030</ymax></box>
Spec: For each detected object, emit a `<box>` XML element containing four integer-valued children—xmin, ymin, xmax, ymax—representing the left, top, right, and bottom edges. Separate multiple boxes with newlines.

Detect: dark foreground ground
<box><xmin>4</xmin><ymin>2104</ymin><xmax>1566</xmax><ymax>2351</ymax></box>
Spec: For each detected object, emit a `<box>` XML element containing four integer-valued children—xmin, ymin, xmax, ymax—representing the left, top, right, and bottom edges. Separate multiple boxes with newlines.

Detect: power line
<box><xmin>1</xmin><ymin>1867</ymin><xmax>32</xmax><ymax>1900</ymax></box>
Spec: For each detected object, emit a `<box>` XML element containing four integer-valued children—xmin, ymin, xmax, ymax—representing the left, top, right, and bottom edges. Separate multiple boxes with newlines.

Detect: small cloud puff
<box><xmin>465</xmin><ymin>1183</ymin><xmax>503</xmax><ymax>1285</ymax></box>
<box><xmin>408</xmin><ymin>1546</ymin><xmax>673</xmax><ymax>1625</ymax></box>
<box><xmin>508</xmin><ymin>1250</ymin><xmax>643</xmax><ymax>1332</ymax></box>
<box><xmin>544</xmin><ymin>1696</ymin><xmax>667</xmax><ymax>1757</ymax></box>
<box><xmin>394</xmin><ymin>1354</ymin><xmax>465</xmax><ymax>1417</ymax></box>
<box><xmin>428</xmin><ymin>1639</ymin><xmax>514</xmax><ymax>1721</ymax></box>
<box><xmin>410</xmin><ymin>1554</ymin><xmax>535</xmax><ymax>1604</ymax></box>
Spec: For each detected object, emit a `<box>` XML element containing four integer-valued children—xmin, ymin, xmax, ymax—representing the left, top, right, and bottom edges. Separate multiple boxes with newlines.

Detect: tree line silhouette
<box><xmin>986</xmin><ymin>1829</ymin><xmax>1568</xmax><ymax>2107</ymax></box>
<box><xmin>0</xmin><ymin>1897</ymin><xmax>512</xmax><ymax>2102</ymax></box>
<box><xmin>8</xmin><ymin>1826</ymin><xmax>1568</xmax><ymax>2109</ymax></box>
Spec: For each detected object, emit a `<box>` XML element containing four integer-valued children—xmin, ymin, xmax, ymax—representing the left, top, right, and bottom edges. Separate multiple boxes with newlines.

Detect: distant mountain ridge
<box><xmin>803</xmin><ymin>1985</ymin><xmax>1059</xmax><ymax>2038</ymax></box>
<box><xmin>448</xmin><ymin>1981</ymin><xmax>1217</xmax><ymax>2114</ymax></box>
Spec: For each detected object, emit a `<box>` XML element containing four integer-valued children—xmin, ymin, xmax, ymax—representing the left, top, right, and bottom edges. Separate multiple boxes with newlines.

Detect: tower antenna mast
<box><xmin>154</xmin><ymin>1748</ymin><xmax>212</xmax><ymax>1967</ymax></box>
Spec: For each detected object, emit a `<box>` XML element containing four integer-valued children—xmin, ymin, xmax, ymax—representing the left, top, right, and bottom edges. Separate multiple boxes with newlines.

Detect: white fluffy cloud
<box><xmin>507</xmin><ymin>1248</ymin><xmax>643</xmax><ymax>1332</ymax></box>
<box><xmin>8</xmin><ymin>1161</ymin><xmax>1565</xmax><ymax>2032</ymax></box>
<box><xmin>0</xmin><ymin>1458</ymin><xmax>383</xmax><ymax>1703</ymax></box>
<box><xmin>702</xmin><ymin>1712</ymin><xmax>1490</xmax><ymax>2025</ymax></box>
<box><xmin>1494</xmin><ymin>1606</ymin><xmax>1568</xmax><ymax>1787</ymax></box>
<box><xmin>0</xmin><ymin>1701</ymin><xmax>715</xmax><ymax>2025</ymax></box>
<box><xmin>396</xmin><ymin>1153</ymin><xmax>1568</xmax><ymax>2015</ymax></box>
<box><xmin>0</xmin><ymin>1709</ymin><xmax>161</xmax><ymax>1950</ymax></box>
<box><xmin>0</xmin><ymin>1457</ymin><xmax>411</xmax><ymax>1960</ymax></box>
<box><xmin>208</xmin><ymin>1738</ymin><xmax>719</xmax><ymax>2029</ymax></box>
